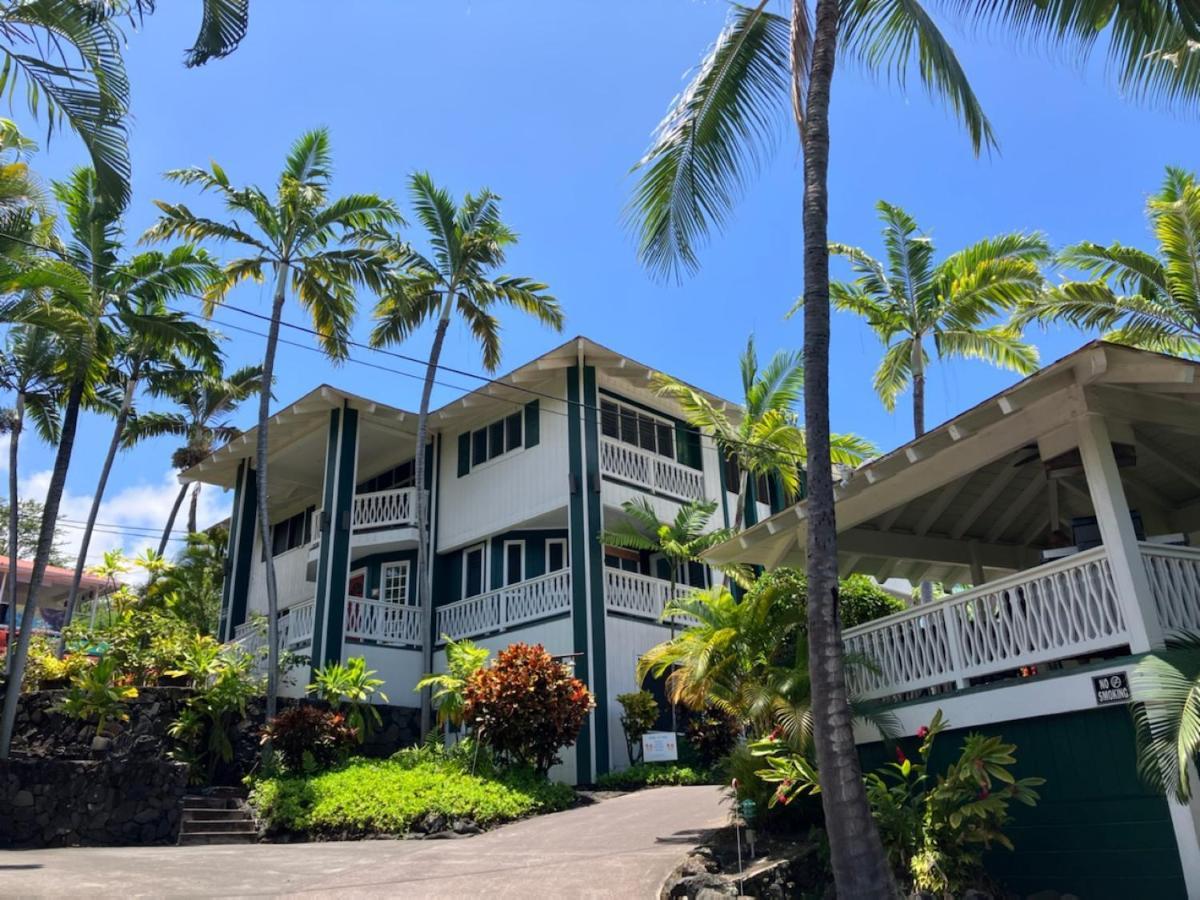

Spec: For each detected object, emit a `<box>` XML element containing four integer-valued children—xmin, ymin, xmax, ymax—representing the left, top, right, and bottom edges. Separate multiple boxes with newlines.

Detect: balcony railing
<box><xmin>843</xmin><ymin>543</ymin><xmax>1200</xmax><ymax>702</ymax></box>
<box><xmin>437</xmin><ymin>570</ymin><xmax>572</xmax><ymax>641</ymax></box>
<box><xmin>604</xmin><ymin>568</ymin><xmax>693</xmax><ymax>623</ymax></box>
<box><xmin>310</xmin><ymin>487</ymin><xmax>418</xmax><ymax>548</ymax></box>
<box><xmin>599</xmin><ymin>438</ymin><xmax>706</xmax><ymax>503</ymax></box>
<box><xmin>345</xmin><ymin>596</ymin><xmax>422</xmax><ymax>648</ymax></box>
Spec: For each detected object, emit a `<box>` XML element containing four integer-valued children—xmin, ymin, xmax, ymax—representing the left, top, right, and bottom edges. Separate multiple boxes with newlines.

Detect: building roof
<box><xmin>704</xmin><ymin>341</ymin><xmax>1200</xmax><ymax>584</ymax></box>
<box><xmin>0</xmin><ymin>559</ymin><xmax>109</xmax><ymax>591</ymax></box>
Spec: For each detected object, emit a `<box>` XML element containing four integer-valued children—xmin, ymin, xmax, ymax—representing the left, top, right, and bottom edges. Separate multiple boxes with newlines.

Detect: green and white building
<box><xmin>191</xmin><ymin>336</ymin><xmax>784</xmax><ymax>784</ymax></box>
<box><xmin>708</xmin><ymin>341</ymin><xmax>1200</xmax><ymax>899</ymax></box>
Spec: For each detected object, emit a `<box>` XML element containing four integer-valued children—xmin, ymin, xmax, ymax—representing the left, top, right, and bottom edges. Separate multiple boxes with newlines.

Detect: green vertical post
<box><xmin>311</xmin><ymin>405</ymin><xmax>359</xmax><ymax>667</ymax></box>
<box><xmin>566</xmin><ymin>364</ymin><xmax>593</xmax><ymax>782</ymax></box>
<box><xmin>221</xmin><ymin>459</ymin><xmax>257</xmax><ymax>643</ymax></box>
<box><xmin>582</xmin><ymin>365</ymin><xmax>609</xmax><ymax>777</ymax></box>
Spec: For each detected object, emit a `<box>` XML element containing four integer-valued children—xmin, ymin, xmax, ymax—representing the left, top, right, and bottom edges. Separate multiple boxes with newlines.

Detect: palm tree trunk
<box><xmin>5</xmin><ymin>394</ymin><xmax>22</xmax><ymax>677</ymax></box>
<box><xmin>798</xmin><ymin>1</ymin><xmax>894</xmax><ymax>895</ymax></box>
<box><xmin>0</xmin><ymin>378</ymin><xmax>86</xmax><ymax>758</ymax></box>
<box><xmin>58</xmin><ymin>376</ymin><xmax>137</xmax><ymax>655</ymax></box>
<box><xmin>732</xmin><ymin>469</ymin><xmax>749</xmax><ymax>532</ymax></box>
<box><xmin>187</xmin><ymin>482</ymin><xmax>201</xmax><ymax>535</ymax></box>
<box><xmin>415</xmin><ymin>297</ymin><xmax>455</xmax><ymax>737</ymax></box>
<box><xmin>911</xmin><ymin>334</ymin><xmax>926</xmax><ymax>438</ymax></box>
<box><xmin>158</xmin><ymin>481</ymin><xmax>189</xmax><ymax>557</ymax></box>
<box><xmin>259</xmin><ymin>265</ymin><xmax>288</xmax><ymax>724</ymax></box>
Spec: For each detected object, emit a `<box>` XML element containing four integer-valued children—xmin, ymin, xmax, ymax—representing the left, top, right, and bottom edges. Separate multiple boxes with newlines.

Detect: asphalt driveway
<box><xmin>0</xmin><ymin>785</ymin><xmax>728</xmax><ymax>898</ymax></box>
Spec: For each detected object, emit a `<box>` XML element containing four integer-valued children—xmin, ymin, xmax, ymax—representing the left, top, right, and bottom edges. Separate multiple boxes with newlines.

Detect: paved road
<box><xmin>1</xmin><ymin>785</ymin><xmax>727</xmax><ymax>898</ymax></box>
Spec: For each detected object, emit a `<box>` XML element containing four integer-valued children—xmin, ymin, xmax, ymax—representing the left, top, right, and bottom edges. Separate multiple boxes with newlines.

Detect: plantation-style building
<box><xmin>190</xmin><ymin>336</ymin><xmax>781</xmax><ymax>784</ymax></box>
<box><xmin>708</xmin><ymin>341</ymin><xmax>1200</xmax><ymax>899</ymax></box>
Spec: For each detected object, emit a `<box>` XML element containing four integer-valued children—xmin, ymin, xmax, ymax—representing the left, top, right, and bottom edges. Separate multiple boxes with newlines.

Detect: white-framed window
<box><xmin>545</xmin><ymin>538</ymin><xmax>568</xmax><ymax>573</ymax></box>
<box><xmin>600</xmin><ymin>398</ymin><xmax>675</xmax><ymax>460</ymax></box>
<box><xmin>380</xmin><ymin>561</ymin><xmax>411</xmax><ymax>605</ymax></box>
<box><xmin>503</xmin><ymin>540</ymin><xmax>525</xmax><ymax>586</ymax></box>
<box><xmin>463</xmin><ymin>543</ymin><xmax>487</xmax><ymax>599</ymax></box>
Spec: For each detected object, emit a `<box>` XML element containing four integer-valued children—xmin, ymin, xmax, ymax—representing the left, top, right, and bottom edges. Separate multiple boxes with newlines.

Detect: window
<box><xmin>270</xmin><ymin>506</ymin><xmax>313</xmax><ymax>556</ymax></box>
<box><xmin>472</xmin><ymin>428</ymin><xmax>488</xmax><ymax>466</ymax></box>
<box><xmin>357</xmin><ymin>459</ymin><xmax>414</xmax><ymax>495</ymax></box>
<box><xmin>604</xmin><ymin>547</ymin><xmax>641</xmax><ymax>574</ymax></box>
<box><xmin>505</xmin><ymin>412</ymin><xmax>522</xmax><ymax>452</ymax></box>
<box><xmin>546</xmin><ymin>538</ymin><xmax>568</xmax><ymax>573</ymax></box>
<box><xmin>381</xmin><ymin>561</ymin><xmax>410</xmax><ymax>605</ymax></box>
<box><xmin>463</xmin><ymin>544</ymin><xmax>486</xmax><ymax>599</ymax></box>
<box><xmin>503</xmin><ymin>541</ymin><xmax>525</xmax><ymax>586</ymax></box>
<box><xmin>600</xmin><ymin>398</ymin><xmax>675</xmax><ymax>460</ymax></box>
<box><xmin>457</xmin><ymin>402</ymin><xmax>539</xmax><ymax>477</ymax></box>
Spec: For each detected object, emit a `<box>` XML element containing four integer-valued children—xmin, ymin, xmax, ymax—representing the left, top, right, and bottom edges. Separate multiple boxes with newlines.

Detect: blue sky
<box><xmin>7</xmin><ymin>1</ymin><xmax>1197</xmax><ymax>564</ymax></box>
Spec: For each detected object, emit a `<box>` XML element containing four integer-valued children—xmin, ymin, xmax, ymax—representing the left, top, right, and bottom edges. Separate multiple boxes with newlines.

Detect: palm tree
<box><xmin>1016</xmin><ymin>167</ymin><xmax>1200</xmax><ymax>358</ymax></box>
<box><xmin>1132</xmin><ymin>632</ymin><xmax>1200</xmax><ymax>803</ymax></box>
<box><xmin>653</xmin><ymin>335</ymin><xmax>874</xmax><ymax>531</ymax></box>
<box><xmin>369</xmin><ymin>173</ymin><xmax>562</xmax><ymax>735</ymax></box>
<box><xmin>627</xmin><ymin>2</ymin><xmax>1200</xmax><ymax>890</ymax></box>
<box><xmin>59</xmin><ymin>295</ymin><xmax>222</xmax><ymax>649</ymax></box>
<box><xmin>144</xmin><ymin>128</ymin><xmax>402</xmax><ymax>723</ymax></box>
<box><xmin>0</xmin><ymin>326</ymin><xmax>61</xmax><ymax>674</ymax></box>
<box><xmin>126</xmin><ymin>362</ymin><xmax>265</xmax><ymax>554</ymax></box>
<box><xmin>819</xmin><ymin>202</ymin><xmax>1045</xmax><ymax>437</ymax></box>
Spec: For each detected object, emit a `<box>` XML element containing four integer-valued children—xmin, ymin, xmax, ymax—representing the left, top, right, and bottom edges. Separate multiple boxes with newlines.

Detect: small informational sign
<box><xmin>1093</xmin><ymin>671</ymin><xmax>1131</xmax><ymax>706</ymax></box>
<box><xmin>642</xmin><ymin>731</ymin><xmax>679</xmax><ymax>763</ymax></box>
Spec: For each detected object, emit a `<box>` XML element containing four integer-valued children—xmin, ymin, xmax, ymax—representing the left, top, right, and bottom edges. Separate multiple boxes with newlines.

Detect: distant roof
<box><xmin>0</xmin><ymin>559</ymin><xmax>108</xmax><ymax>591</ymax></box>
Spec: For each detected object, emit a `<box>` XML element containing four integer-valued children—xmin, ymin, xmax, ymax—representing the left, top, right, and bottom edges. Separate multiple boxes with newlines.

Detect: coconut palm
<box><xmin>628</xmin><ymin>2</ymin><xmax>1200</xmax><ymax>890</ymax></box>
<box><xmin>0</xmin><ymin>326</ymin><xmax>62</xmax><ymax>674</ymax></box>
<box><xmin>1132</xmin><ymin>632</ymin><xmax>1200</xmax><ymax>803</ymax></box>
<box><xmin>1016</xmin><ymin>167</ymin><xmax>1200</xmax><ymax>358</ymax></box>
<box><xmin>144</xmin><ymin>128</ymin><xmax>402</xmax><ymax>723</ymax></box>
<box><xmin>818</xmin><ymin>202</ymin><xmax>1045</xmax><ymax>437</ymax></box>
<box><xmin>125</xmin><ymin>361</ymin><xmax>265</xmax><ymax>555</ymax></box>
<box><xmin>58</xmin><ymin>296</ymin><xmax>222</xmax><ymax>649</ymax></box>
<box><xmin>369</xmin><ymin>172</ymin><xmax>562</xmax><ymax>735</ymax></box>
<box><xmin>652</xmin><ymin>335</ymin><xmax>874</xmax><ymax>531</ymax></box>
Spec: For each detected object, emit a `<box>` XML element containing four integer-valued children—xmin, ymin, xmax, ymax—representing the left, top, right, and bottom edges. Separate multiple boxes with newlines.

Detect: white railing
<box><xmin>353</xmin><ymin>486</ymin><xmax>415</xmax><ymax>530</ymax></box>
<box><xmin>844</xmin><ymin>547</ymin><xmax>1126</xmax><ymax>701</ymax></box>
<box><xmin>436</xmin><ymin>570</ymin><xmax>572</xmax><ymax>641</ymax></box>
<box><xmin>1144</xmin><ymin>543</ymin><xmax>1200</xmax><ymax>633</ymax></box>
<box><xmin>599</xmin><ymin>438</ymin><xmax>706</xmax><ymax>502</ymax></box>
<box><xmin>345</xmin><ymin>596</ymin><xmax>422</xmax><ymax>648</ymax></box>
<box><xmin>604</xmin><ymin>568</ymin><xmax>692</xmax><ymax>623</ymax></box>
<box><xmin>281</xmin><ymin>598</ymin><xmax>316</xmax><ymax>649</ymax></box>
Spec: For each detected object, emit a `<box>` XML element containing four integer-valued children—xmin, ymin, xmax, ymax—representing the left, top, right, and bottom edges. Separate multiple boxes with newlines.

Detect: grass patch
<box><xmin>595</xmin><ymin>762</ymin><xmax>716</xmax><ymax>791</ymax></box>
<box><xmin>250</xmin><ymin>757</ymin><xmax>575</xmax><ymax>837</ymax></box>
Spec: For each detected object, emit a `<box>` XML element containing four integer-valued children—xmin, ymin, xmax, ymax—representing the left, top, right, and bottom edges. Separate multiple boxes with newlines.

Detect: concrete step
<box><xmin>181</xmin><ymin>818</ymin><xmax>257</xmax><ymax>835</ymax></box>
<box><xmin>177</xmin><ymin>830</ymin><xmax>258</xmax><ymax>846</ymax></box>
<box><xmin>182</xmin><ymin>807</ymin><xmax>254</xmax><ymax>822</ymax></box>
<box><xmin>180</xmin><ymin>795</ymin><xmax>233</xmax><ymax>810</ymax></box>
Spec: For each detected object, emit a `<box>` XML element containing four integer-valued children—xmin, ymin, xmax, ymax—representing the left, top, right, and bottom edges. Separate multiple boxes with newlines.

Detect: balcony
<box><xmin>599</xmin><ymin>438</ymin><xmax>705</xmax><ymax>503</ymax></box>
<box><xmin>843</xmin><ymin>543</ymin><xmax>1200</xmax><ymax>703</ymax></box>
<box><xmin>308</xmin><ymin>486</ymin><xmax>418</xmax><ymax>562</ymax></box>
<box><xmin>436</xmin><ymin>570</ymin><xmax>572</xmax><ymax>641</ymax></box>
<box><xmin>603</xmin><ymin>568</ymin><xmax>692</xmax><ymax>623</ymax></box>
<box><xmin>345</xmin><ymin>596</ymin><xmax>422</xmax><ymax>648</ymax></box>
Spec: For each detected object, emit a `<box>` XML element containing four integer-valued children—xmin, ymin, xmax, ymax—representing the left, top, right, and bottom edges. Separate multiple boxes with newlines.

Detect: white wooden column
<box><xmin>1076</xmin><ymin>413</ymin><xmax>1162</xmax><ymax>652</ymax></box>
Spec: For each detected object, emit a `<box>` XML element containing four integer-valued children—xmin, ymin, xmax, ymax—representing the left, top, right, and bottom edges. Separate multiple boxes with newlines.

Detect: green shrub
<box><xmin>416</xmin><ymin>636</ymin><xmax>489</xmax><ymax>728</ymax></box>
<box><xmin>261</xmin><ymin>705</ymin><xmax>358</xmax><ymax>773</ymax></box>
<box><xmin>464</xmin><ymin>643</ymin><xmax>593</xmax><ymax>774</ymax></box>
<box><xmin>684</xmin><ymin>702</ymin><xmax>740</xmax><ymax>768</ymax></box>
<box><xmin>250</xmin><ymin>757</ymin><xmax>574</xmax><ymax>836</ymax></box>
<box><xmin>20</xmin><ymin>634</ymin><xmax>93</xmax><ymax>691</ymax></box>
<box><xmin>57</xmin><ymin>655</ymin><xmax>138</xmax><ymax>737</ymax></box>
<box><xmin>616</xmin><ymin>690</ymin><xmax>659</xmax><ymax>764</ymax></box>
<box><xmin>596</xmin><ymin>762</ymin><xmax>713</xmax><ymax>790</ymax></box>
<box><xmin>308</xmin><ymin>656</ymin><xmax>388</xmax><ymax>742</ymax></box>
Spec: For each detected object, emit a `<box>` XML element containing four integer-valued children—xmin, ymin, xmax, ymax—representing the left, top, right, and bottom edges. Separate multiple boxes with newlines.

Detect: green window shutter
<box><xmin>457</xmin><ymin>432</ymin><xmax>470</xmax><ymax>477</ymax></box>
<box><xmin>675</xmin><ymin>422</ymin><xmax>702</xmax><ymax>470</ymax></box>
<box><xmin>524</xmin><ymin>400</ymin><xmax>540</xmax><ymax>448</ymax></box>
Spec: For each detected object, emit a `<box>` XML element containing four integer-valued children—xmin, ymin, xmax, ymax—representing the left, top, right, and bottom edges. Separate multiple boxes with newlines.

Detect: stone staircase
<box><xmin>177</xmin><ymin>793</ymin><xmax>257</xmax><ymax>846</ymax></box>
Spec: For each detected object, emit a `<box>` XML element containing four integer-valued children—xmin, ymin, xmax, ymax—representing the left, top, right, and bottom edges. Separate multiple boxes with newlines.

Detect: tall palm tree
<box><xmin>370</xmin><ymin>173</ymin><xmax>562</xmax><ymax>735</ymax></box>
<box><xmin>125</xmin><ymin>361</ymin><xmax>265</xmax><ymax>554</ymax></box>
<box><xmin>144</xmin><ymin>128</ymin><xmax>402</xmax><ymax>723</ymax></box>
<box><xmin>0</xmin><ymin>326</ymin><xmax>61</xmax><ymax>674</ymax></box>
<box><xmin>653</xmin><ymin>335</ymin><xmax>874</xmax><ymax>531</ymax></box>
<box><xmin>627</xmin><ymin>2</ymin><xmax>1200</xmax><ymax>892</ymax></box>
<box><xmin>1017</xmin><ymin>166</ymin><xmax>1200</xmax><ymax>358</ymax></box>
<box><xmin>59</xmin><ymin>296</ymin><xmax>222</xmax><ymax>650</ymax></box>
<box><xmin>819</xmin><ymin>201</ymin><xmax>1045</xmax><ymax>437</ymax></box>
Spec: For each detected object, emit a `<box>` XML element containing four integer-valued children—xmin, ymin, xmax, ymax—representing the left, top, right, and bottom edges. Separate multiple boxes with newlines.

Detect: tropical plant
<box><xmin>1132</xmin><ymin>632</ymin><xmax>1200</xmax><ymax>803</ymax></box>
<box><xmin>57</xmin><ymin>655</ymin><xmax>138</xmax><ymax>739</ymax></box>
<box><xmin>146</xmin><ymin>128</ymin><xmax>403</xmax><ymax>724</ymax></box>
<box><xmin>652</xmin><ymin>336</ymin><xmax>874</xmax><ymax>530</ymax></box>
<box><xmin>260</xmin><ymin>704</ymin><xmax>357</xmax><ymax>773</ymax></box>
<box><xmin>616</xmin><ymin>690</ymin><xmax>659</xmax><ymax>765</ymax></box>
<box><xmin>819</xmin><ymin>202</ymin><xmax>1045</xmax><ymax>436</ymax></box>
<box><xmin>125</xmin><ymin>362</ymin><xmax>264</xmax><ymax>552</ymax></box>
<box><xmin>16</xmin><ymin>632</ymin><xmax>90</xmax><ymax>690</ymax></box>
<box><xmin>307</xmin><ymin>656</ymin><xmax>388</xmax><ymax>742</ymax></box>
<box><xmin>415</xmin><ymin>635</ymin><xmax>490</xmax><ymax>729</ymax></box>
<box><xmin>628</xmin><ymin>2</ymin><xmax>1200</xmax><ymax>890</ymax></box>
<box><xmin>1017</xmin><ymin>166</ymin><xmax>1200</xmax><ymax>359</ymax></box>
<box><xmin>370</xmin><ymin>172</ymin><xmax>562</xmax><ymax>734</ymax></box>
<box><xmin>141</xmin><ymin>530</ymin><xmax>228</xmax><ymax>635</ymax></box>
<box><xmin>463</xmin><ymin>642</ymin><xmax>593</xmax><ymax>774</ymax></box>
<box><xmin>685</xmin><ymin>702</ymin><xmax>741</xmax><ymax>768</ymax></box>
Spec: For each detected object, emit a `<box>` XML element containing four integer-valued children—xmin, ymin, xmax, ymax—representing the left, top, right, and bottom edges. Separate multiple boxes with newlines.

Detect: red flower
<box><xmin>978</xmin><ymin>787</ymin><xmax>990</xmax><ymax>800</ymax></box>
<box><xmin>895</xmin><ymin>747</ymin><xmax>906</xmax><ymax>763</ymax></box>
<box><xmin>916</xmin><ymin>726</ymin><xmax>929</xmax><ymax>739</ymax></box>
<box><xmin>769</xmin><ymin>726</ymin><xmax>783</xmax><ymax>741</ymax></box>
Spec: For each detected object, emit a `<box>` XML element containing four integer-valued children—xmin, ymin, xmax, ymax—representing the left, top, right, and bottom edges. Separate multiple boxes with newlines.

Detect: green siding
<box><xmin>311</xmin><ymin>406</ymin><xmax>359</xmax><ymax>666</ymax></box>
<box><xmin>860</xmin><ymin>707</ymin><xmax>1187</xmax><ymax>899</ymax></box>
<box><xmin>488</xmin><ymin>529</ymin><xmax>569</xmax><ymax>590</ymax></box>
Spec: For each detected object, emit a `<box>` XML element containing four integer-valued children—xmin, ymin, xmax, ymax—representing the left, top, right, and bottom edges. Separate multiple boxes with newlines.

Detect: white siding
<box><xmin>603</xmin><ymin>613</ymin><xmax>675</xmax><ymax>772</ymax></box>
<box><xmin>345</xmin><ymin>642</ymin><xmax>424</xmax><ymax>705</ymax></box>
<box><xmin>246</xmin><ymin>540</ymin><xmax>312</xmax><ymax>617</ymax></box>
<box><xmin>437</xmin><ymin>374</ymin><xmax>571</xmax><ymax>551</ymax></box>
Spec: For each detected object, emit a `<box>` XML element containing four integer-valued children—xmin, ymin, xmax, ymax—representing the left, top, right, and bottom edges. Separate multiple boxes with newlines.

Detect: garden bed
<box><xmin>662</xmin><ymin>825</ymin><xmax>831</xmax><ymax>899</ymax></box>
<box><xmin>595</xmin><ymin>762</ymin><xmax>717</xmax><ymax>791</ymax></box>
